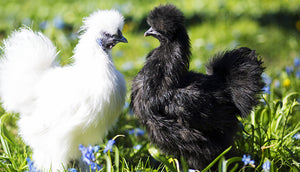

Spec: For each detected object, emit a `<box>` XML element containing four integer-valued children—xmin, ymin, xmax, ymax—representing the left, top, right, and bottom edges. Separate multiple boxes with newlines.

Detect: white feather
<box><xmin>0</xmin><ymin>10</ymin><xmax>126</xmax><ymax>171</ymax></box>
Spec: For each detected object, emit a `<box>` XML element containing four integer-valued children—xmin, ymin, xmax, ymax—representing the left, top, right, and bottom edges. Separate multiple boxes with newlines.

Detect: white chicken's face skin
<box><xmin>96</xmin><ymin>29</ymin><xmax>128</xmax><ymax>51</ymax></box>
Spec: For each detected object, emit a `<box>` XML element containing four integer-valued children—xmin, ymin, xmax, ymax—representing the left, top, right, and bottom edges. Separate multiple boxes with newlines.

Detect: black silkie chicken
<box><xmin>130</xmin><ymin>5</ymin><xmax>265</xmax><ymax>170</ymax></box>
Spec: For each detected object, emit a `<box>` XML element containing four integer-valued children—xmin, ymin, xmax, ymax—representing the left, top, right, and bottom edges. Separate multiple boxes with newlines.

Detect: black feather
<box><xmin>130</xmin><ymin>4</ymin><xmax>264</xmax><ymax>170</ymax></box>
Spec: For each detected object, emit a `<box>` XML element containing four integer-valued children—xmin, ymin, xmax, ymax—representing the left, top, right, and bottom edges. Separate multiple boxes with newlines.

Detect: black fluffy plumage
<box><xmin>130</xmin><ymin>4</ymin><xmax>265</xmax><ymax>170</ymax></box>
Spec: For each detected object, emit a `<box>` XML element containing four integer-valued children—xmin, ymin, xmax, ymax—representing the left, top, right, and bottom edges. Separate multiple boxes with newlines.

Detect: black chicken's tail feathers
<box><xmin>206</xmin><ymin>47</ymin><xmax>265</xmax><ymax>117</ymax></box>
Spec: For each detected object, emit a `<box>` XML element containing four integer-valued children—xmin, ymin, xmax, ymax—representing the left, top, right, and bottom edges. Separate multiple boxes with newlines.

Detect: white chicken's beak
<box><xmin>116</xmin><ymin>35</ymin><xmax>128</xmax><ymax>43</ymax></box>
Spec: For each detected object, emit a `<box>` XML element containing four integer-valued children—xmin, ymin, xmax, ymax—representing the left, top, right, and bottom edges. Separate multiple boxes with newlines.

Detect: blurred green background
<box><xmin>1</xmin><ymin>0</ymin><xmax>300</xmax><ymax>81</ymax></box>
<box><xmin>0</xmin><ymin>1</ymin><xmax>300</xmax><ymax>171</ymax></box>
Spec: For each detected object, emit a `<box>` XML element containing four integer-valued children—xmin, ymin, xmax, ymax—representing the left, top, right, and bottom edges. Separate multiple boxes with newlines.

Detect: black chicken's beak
<box><xmin>144</xmin><ymin>27</ymin><xmax>159</xmax><ymax>37</ymax></box>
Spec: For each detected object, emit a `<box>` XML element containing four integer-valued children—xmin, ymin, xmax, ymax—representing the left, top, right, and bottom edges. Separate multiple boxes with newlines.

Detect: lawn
<box><xmin>0</xmin><ymin>0</ymin><xmax>299</xmax><ymax>171</ymax></box>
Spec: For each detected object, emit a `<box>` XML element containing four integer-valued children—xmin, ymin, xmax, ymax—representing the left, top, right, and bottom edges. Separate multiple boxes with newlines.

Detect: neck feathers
<box><xmin>159</xmin><ymin>27</ymin><xmax>191</xmax><ymax>86</ymax></box>
<box><xmin>144</xmin><ymin>27</ymin><xmax>191</xmax><ymax>89</ymax></box>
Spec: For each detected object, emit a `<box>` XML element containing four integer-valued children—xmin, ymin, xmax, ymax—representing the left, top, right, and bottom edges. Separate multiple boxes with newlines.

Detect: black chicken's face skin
<box><xmin>97</xmin><ymin>29</ymin><xmax>128</xmax><ymax>50</ymax></box>
<box><xmin>144</xmin><ymin>27</ymin><xmax>169</xmax><ymax>42</ymax></box>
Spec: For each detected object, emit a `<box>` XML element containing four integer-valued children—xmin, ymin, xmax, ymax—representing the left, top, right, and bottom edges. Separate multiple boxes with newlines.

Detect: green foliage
<box><xmin>0</xmin><ymin>0</ymin><xmax>300</xmax><ymax>171</ymax></box>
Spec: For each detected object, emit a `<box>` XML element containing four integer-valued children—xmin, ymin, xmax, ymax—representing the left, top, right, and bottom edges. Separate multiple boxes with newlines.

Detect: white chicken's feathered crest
<box><xmin>80</xmin><ymin>10</ymin><xmax>124</xmax><ymax>36</ymax></box>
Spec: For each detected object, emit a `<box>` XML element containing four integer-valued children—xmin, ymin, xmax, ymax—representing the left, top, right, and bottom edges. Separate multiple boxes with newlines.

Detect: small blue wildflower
<box><xmin>128</xmin><ymin>108</ymin><xmax>134</xmax><ymax>115</ymax></box>
<box><xmin>293</xmin><ymin>133</ymin><xmax>300</xmax><ymax>139</ymax></box>
<box><xmin>68</xmin><ymin>168</ymin><xmax>78</xmax><ymax>172</ymax></box>
<box><xmin>285</xmin><ymin>66</ymin><xmax>294</xmax><ymax>75</ymax></box>
<box><xmin>128</xmin><ymin>129</ymin><xmax>135</xmax><ymax>135</ymax></box>
<box><xmin>206</xmin><ymin>42</ymin><xmax>214</xmax><ymax>51</ymax></box>
<box><xmin>79</xmin><ymin>144</ymin><xmax>95</xmax><ymax>164</ymax></box>
<box><xmin>262</xmin><ymin>160</ymin><xmax>271</xmax><ymax>172</ymax></box>
<box><xmin>294</xmin><ymin>57</ymin><xmax>300</xmax><ymax>67</ymax></box>
<box><xmin>274</xmin><ymin>80</ymin><xmax>280</xmax><ymax>88</ymax></box>
<box><xmin>123</xmin><ymin>102</ymin><xmax>129</xmax><ymax>110</ymax></box>
<box><xmin>53</xmin><ymin>16</ymin><xmax>65</xmax><ymax>29</ymax></box>
<box><xmin>262</xmin><ymin>86</ymin><xmax>270</xmax><ymax>94</ymax></box>
<box><xmin>115</xmin><ymin>50</ymin><xmax>124</xmax><ymax>58</ymax></box>
<box><xmin>121</xmin><ymin>62</ymin><xmax>134</xmax><ymax>71</ymax></box>
<box><xmin>262</xmin><ymin>73</ymin><xmax>272</xmax><ymax>86</ymax></box>
<box><xmin>26</xmin><ymin>158</ymin><xmax>40</xmax><ymax>172</ymax></box>
<box><xmin>135</xmin><ymin>128</ymin><xmax>145</xmax><ymax>136</ymax></box>
<box><xmin>128</xmin><ymin>128</ymin><xmax>145</xmax><ymax>137</ymax></box>
<box><xmin>194</xmin><ymin>59</ymin><xmax>202</xmax><ymax>69</ymax></box>
<box><xmin>79</xmin><ymin>144</ymin><xmax>101</xmax><ymax>171</ymax></box>
<box><xmin>188</xmin><ymin>169</ymin><xmax>196</xmax><ymax>172</ymax></box>
<box><xmin>39</xmin><ymin>21</ymin><xmax>48</xmax><ymax>30</ymax></box>
<box><xmin>68</xmin><ymin>32</ymin><xmax>78</xmax><ymax>41</ymax></box>
<box><xmin>93</xmin><ymin>145</ymin><xmax>100</xmax><ymax>153</ymax></box>
<box><xmin>103</xmin><ymin>139</ymin><xmax>116</xmax><ymax>153</ymax></box>
<box><xmin>90</xmin><ymin>163</ymin><xmax>102</xmax><ymax>171</ymax></box>
<box><xmin>296</xmin><ymin>70</ymin><xmax>300</xmax><ymax>79</ymax></box>
<box><xmin>22</xmin><ymin>18</ymin><xmax>32</xmax><ymax>26</ymax></box>
<box><xmin>133</xmin><ymin>144</ymin><xmax>142</xmax><ymax>150</ymax></box>
<box><xmin>229</xmin><ymin>40</ymin><xmax>239</xmax><ymax>48</ymax></box>
<box><xmin>242</xmin><ymin>154</ymin><xmax>255</xmax><ymax>166</ymax></box>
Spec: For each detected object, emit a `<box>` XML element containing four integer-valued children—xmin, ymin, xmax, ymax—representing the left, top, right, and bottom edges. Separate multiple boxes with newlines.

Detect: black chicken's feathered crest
<box><xmin>147</xmin><ymin>4</ymin><xmax>184</xmax><ymax>34</ymax></box>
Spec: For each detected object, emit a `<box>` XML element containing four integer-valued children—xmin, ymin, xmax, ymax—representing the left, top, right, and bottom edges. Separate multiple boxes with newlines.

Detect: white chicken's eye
<box><xmin>104</xmin><ymin>32</ymin><xmax>111</xmax><ymax>37</ymax></box>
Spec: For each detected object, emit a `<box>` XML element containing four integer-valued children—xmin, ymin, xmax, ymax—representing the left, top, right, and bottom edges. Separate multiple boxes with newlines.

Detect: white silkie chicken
<box><xmin>0</xmin><ymin>9</ymin><xmax>127</xmax><ymax>171</ymax></box>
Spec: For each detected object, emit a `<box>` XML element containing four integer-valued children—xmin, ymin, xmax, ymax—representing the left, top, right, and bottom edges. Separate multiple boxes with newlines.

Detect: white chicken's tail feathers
<box><xmin>0</xmin><ymin>28</ymin><xmax>57</xmax><ymax>113</ymax></box>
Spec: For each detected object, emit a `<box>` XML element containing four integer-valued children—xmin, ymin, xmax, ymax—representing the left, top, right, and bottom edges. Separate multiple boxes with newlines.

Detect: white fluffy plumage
<box><xmin>0</xmin><ymin>9</ymin><xmax>127</xmax><ymax>171</ymax></box>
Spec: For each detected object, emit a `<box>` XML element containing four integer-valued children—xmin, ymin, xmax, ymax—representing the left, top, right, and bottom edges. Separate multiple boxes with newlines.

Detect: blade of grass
<box><xmin>201</xmin><ymin>146</ymin><xmax>232</xmax><ymax>172</ymax></box>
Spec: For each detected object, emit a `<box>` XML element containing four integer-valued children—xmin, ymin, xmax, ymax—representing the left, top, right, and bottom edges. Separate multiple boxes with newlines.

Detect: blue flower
<box><xmin>262</xmin><ymin>86</ymin><xmax>270</xmax><ymax>94</ymax></box>
<box><xmin>262</xmin><ymin>73</ymin><xmax>272</xmax><ymax>86</ymax></box>
<box><xmin>128</xmin><ymin>129</ymin><xmax>135</xmax><ymax>135</ymax></box>
<box><xmin>242</xmin><ymin>154</ymin><xmax>255</xmax><ymax>166</ymax></box>
<box><xmin>68</xmin><ymin>32</ymin><xmax>78</xmax><ymax>41</ymax></box>
<box><xmin>285</xmin><ymin>66</ymin><xmax>294</xmax><ymax>75</ymax></box>
<box><xmin>22</xmin><ymin>18</ymin><xmax>32</xmax><ymax>26</ymax></box>
<box><xmin>123</xmin><ymin>102</ymin><xmax>130</xmax><ymax>111</ymax></box>
<box><xmin>128</xmin><ymin>108</ymin><xmax>134</xmax><ymax>115</ymax></box>
<box><xmin>135</xmin><ymin>128</ymin><xmax>145</xmax><ymax>136</ymax></box>
<box><xmin>26</xmin><ymin>158</ymin><xmax>40</xmax><ymax>172</ymax></box>
<box><xmin>294</xmin><ymin>57</ymin><xmax>300</xmax><ymax>67</ymax></box>
<box><xmin>296</xmin><ymin>70</ymin><xmax>300</xmax><ymax>79</ymax></box>
<box><xmin>68</xmin><ymin>168</ymin><xmax>78</xmax><ymax>172</ymax></box>
<box><xmin>39</xmin><ymin>21</ymin><xmax>48</xmax><ymax>30</ymax></box>
<box><xmin>262</xmin><ymin>160</ymin><xmax>271</xmax><ymax>172</ymax></box>
<box><xmin>79</xmin><ymin>144</ymin><xmax>101</xmax><ymax>171</ymax></box>
<box><xmin>206</xmin><ymin>42</ymin><xmax>214</xmax><ymax>51</ymax></box>
<box><xmin>93</xmin><ymin>145</ymin><xmax>100</xmax><ymax>153</ymax></box>
<box><xmin>188</xmin><ymin>169</ymin><xmax>196</xmax><ymax>172</ymax></box>
<box><xmin>274</xmin><ymin>80</ymin><xmax>280</xmax><ymax>88</ymax></box>
<box><xmin>103</xmin><ymin>139</ymin><xmax>116</xmax><ymax>153</ymax></box>
<box><xmin>121</xmin><ymin>62</ymin><xmax>134</xmax><ymax>71</ymax></box>
<box><xmin>194</xmin><ymin>59</ymin><xmax>202</xmax><ymax>69</ymax></box>
<box><xmin>133</xmin><ymin>144</ymin><xmax>142</xmax><ymax>150</ymax></box>
<box><xmin>53</xmin><ymin>16</ymin><xmax>65</xmax><ymax>29</ymax></box>
<box><xmin>90</xmin><ymin>163</ymin><xmax>102</xmax><ymax>171</ymax></box>
<box><xmin>79</xmin><ymin>144</ymin><xmax>96</xmax><ymax>164</ymax></box>
<box><xmin>128</xmin><ymin>128</ymin><xmax>145</xmax><ymax>137</ymax></box>
<box><xmin>293</xmin><ymin>133</ymin><xmax>300</xmax><ymax>139</ymax></box>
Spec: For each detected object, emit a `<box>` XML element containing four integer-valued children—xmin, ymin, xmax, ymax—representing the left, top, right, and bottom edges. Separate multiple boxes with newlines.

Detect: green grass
<box><xmin>0</xmin><ymin>0</ymin><xmax>300</xmax><ymax>171</ymax></box>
